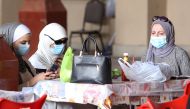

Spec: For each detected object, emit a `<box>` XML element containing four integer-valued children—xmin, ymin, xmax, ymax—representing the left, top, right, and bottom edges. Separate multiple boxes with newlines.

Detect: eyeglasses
<box><xmin>152</xmin><ymin>16</ymin><xmax>172</xmax><ymax>24</ymax></box>
<box><xmin>44</xmin><ymin>34</ymin><xmax>67</xmax><ymax>45</ymax></box>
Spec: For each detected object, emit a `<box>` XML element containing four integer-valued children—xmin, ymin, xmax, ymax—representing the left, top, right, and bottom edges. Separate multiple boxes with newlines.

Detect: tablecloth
<box><xmin>0</xmin><ymin>89</ymin><xmax>34</xmax><ymax>102</ymax></box>
<box><xmin>108</xmin><ymin>79</ymin><xmax>190</xmax><ymax>105</ymax></box>
<box><xmin>31</xmin><ymin>79</ymin><xmax>190</xmax><ymax>108</ymax></box>
<box><xmin>33</xmin><ymin>79</ymin><xmax>113</xmax><ymax>108</ymax></box>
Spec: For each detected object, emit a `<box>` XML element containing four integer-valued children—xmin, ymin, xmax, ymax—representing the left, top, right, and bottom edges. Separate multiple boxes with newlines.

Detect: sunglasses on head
<box><xmin>44</xmin><ymin>34</ymin><xmax>67</xmax><ymax>45</ymax></box>
<box><xmin>152</xmin><ymin>16</ymin><xmax>172</xmax><ymax>24</ymax></box>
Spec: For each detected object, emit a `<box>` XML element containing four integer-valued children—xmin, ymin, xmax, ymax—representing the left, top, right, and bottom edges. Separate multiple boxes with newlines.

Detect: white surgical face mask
<box><xmin>150</xmin><ymin>35</ymin><xmax>167</xmax><ymax>48</ymax></box>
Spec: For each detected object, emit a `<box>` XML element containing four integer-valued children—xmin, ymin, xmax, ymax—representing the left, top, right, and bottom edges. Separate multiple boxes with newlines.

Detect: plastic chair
<box><xmin>0</xmin><ymin>94</ymin><xmax>47</xmax><ymax>109</ymax></box>
<box><xmin>69</xmin><ymin>0</ymin><xmax>105</xmax><ymax>49</ymax></box>
<box><xmin>137</xmin><ymin>82</ymin><xmax>190</xmax><ymax>109</ymax></box>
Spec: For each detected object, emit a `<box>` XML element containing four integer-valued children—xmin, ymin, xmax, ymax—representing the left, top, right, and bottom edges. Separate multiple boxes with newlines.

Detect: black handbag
<box><xmin>71</xmin><ymin>36</ymin><xmax>112</xmax><ymax>84</ymax></box>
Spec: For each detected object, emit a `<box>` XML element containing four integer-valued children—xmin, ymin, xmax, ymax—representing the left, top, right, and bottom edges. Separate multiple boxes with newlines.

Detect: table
<box><xmin>0</xmin><ymin>79</ymin><xmax>188</xmax><ymax>109</ymax></box>
<box><xmin>108</xmin><ymin>79</ymin><xmax>188</xmax><ymax>106</ymax></box>
<box><xmin>32</xmin><ymin>79</ymin><xmax>113</xmax><ymax>109</ymax></box>
<box><xmin>30</xmin><ymin>79</ymin><xmax>190</xmax><ymax>109</ymax></box>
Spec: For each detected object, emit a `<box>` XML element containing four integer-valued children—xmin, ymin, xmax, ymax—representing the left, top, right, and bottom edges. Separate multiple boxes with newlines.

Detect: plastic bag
<box><xmin>60</xmin><ymin>47</ymin><xmax>74</xmax><ymax>82</ymax></box>
<box><xmin>118</xmin><ymin>58</ymin><xmax>172</xmax><ymax>82</ymax></box>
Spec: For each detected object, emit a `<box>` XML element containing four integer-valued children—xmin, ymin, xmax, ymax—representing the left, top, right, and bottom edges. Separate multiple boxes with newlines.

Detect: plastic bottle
<box><xmin>121</xmin><ymin>52</ymin><xmax>129</xmax><ymax>81</ymax></box>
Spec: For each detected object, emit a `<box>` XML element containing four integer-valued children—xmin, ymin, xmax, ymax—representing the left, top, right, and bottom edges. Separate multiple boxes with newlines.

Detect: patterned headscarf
<box><xmin>146</xmin><ymin>18</ymin><xmax>176</xmax><ymax>62</ymax></box>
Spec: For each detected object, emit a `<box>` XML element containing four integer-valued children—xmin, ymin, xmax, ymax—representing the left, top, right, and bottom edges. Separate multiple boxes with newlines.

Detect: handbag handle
<box><xmin>80</xmin><ymin>36</ymin><xmax>100</xmax><ymax>57</ymax></box>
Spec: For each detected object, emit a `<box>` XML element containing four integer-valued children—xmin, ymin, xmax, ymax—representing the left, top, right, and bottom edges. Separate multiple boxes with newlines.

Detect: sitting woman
<box><xmin>144</xmin><ymin>16</ymin><xmax>190</xmax><ymax>76</ymax></box>
<box><xmin>0</xmin><ymin>23</ymin><xmax>57</xmax><ymax>89</ymax></box>
<box><xmin>29</xmin><ymin>23</ymin><xmax>68</xmax><ymax>73</ymax></box>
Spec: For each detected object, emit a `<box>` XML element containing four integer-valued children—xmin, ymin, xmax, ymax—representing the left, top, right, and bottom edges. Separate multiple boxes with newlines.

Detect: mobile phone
<box><xmin>49</xmin><ymin>48</ymin><xmax>64</xmax><ymax>72</ymax></box>
<box><xmin>49</xmin><ymin>64</ymin><xmax>58</xmax><ymax>72</ymax></box>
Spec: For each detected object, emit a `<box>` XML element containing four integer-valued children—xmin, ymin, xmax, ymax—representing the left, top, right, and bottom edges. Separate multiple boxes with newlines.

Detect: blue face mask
<box><xmin>150</xmin><ymin>35</ymin><xmax>167</xmax><ymax>48</ymax></box>
<box><xmin>17</xmin><ymin>43</ymin><xmax>30</xmax><ymax>56</ymax></box>
<box><xmin>51</xmin><ymin>44</ymin><xmax>65</xmax><ymax>55</ymax></box>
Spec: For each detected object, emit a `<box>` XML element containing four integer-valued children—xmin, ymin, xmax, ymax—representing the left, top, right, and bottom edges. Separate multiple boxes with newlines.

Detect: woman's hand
<box><xmin>28</xmin><ymin>72</ymin><xmax>58</xmax><ymax>86</ymax></box>
<box><xmin>53</xmin><ymin>69</ymin><xmax>60</xmax><ymax>78</ymax></box>
<box><xmin>55</xmin><ymin>56</ymin><xmax>63</xmax><ymax>67</ymax></box>
<box><xmin>48</xmin><ymin>71</ymin><xmax>59</xmax><ymax>78</ymax></box>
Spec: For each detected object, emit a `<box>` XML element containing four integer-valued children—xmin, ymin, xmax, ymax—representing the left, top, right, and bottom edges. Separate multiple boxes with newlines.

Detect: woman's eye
<box><xmin>151</xmin><ymin>32</ymin><xmax>155</xmax><ymax>35</ymax></box>
<box><xmin>159</xmin><ymin>33</ymin><xmax>165</xmax><ymax>35</ymax></box>
<box><xmin>21</xmin><ymin>42</ymin><xmax>26</xmax><ymax>44</ymax></box>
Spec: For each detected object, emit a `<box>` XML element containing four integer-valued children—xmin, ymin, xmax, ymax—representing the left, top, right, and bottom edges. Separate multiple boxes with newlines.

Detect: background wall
<box><xmin>113</xmin><ymin>0</ymin><xmax>148</xmax><ymax>57</ymax></box>
<box><xmin>0</xmin><ymin>0</ymin><xmax>190</xmax><ymax>58</ymax></box>
<box><xmin>61</xmin><ymin>0</ymin><xmax>87</xmax><ymax>49</ymax></box>
<box><xmin>0</xmin><ymin>1</ymin><xmax>2</xmax><ymax>24</ymax></box>
<box><xmin>167</xmin><ymin>0</ymin><xmax>190</xmax><ymax>53</ymax></box>
<box><xmin>0</xmin><ymin>0</ymin><xmax>23</xmax><ymax>24</ymax></box>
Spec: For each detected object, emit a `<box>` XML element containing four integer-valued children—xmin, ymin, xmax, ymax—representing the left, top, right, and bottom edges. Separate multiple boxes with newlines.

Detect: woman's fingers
<box><xmin>55</xmin><ymin>58</ymin><xmax>63</xmax><ymax>66</ymax></box>
<box><xmin>45</xmin><ymin>76</ymin><xmax>52</xmax><ymax>80</ymax></box>
<box><xmin>49</xmin><ymin>73</ymin><xmax>57</xmax><ymax>77</ymax></box>
<box><xmin>44</xmin><ymin>72</ymin><xmax>59</xmax><ymax>80</ymax></box>
<box><xmin>45</xmin><ymin>71</ymin><xmax>53</xmax><ymax>76</ymax></box>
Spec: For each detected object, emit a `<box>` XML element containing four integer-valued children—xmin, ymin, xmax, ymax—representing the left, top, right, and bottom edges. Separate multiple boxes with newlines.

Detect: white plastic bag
<box><xmin>118</xmin><ymin>58</ymin><xmax>172</xmax><ymax>82</ymax></box>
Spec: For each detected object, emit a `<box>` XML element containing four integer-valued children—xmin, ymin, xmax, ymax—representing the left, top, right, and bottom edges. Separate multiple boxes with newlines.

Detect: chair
<box><xmin>137</xmin><ymin>82</ymin><xmax>190</xmax><ymax>109</ymax></box>
<box><xmin>69</xmin><ymin>0</ymin><xmax>105</xmax><ymax>50</ymax></box>
<box><xmin>0</xmin><ymin>94</ymin><xmax>47</xmax><ymax>109</ymax></box>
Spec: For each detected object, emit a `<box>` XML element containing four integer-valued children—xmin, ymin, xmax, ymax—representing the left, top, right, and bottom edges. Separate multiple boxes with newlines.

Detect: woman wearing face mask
<box><xmin>29</xmin><ymin>23</ymin><xmax>67</xmax><ymax>74</ymax></box>
<box><xmin>144</xmin><ymin>16</ymin><xmax>190</xmax><ymax>76</ymax></box>
<box><xmin>0</xmin><ymin>23</ymin><xmax>56</xmax><ymax>89</ymax></box>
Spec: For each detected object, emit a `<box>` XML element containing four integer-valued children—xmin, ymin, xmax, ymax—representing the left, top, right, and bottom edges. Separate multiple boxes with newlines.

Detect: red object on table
<box><xmin>0</xmin><ymin>37</ymin><xmax>19</xmax><ymax>91</ymax></box>
<box><xmin>121</xmin><ymin>70</ymin><xmax>128</xmax><ymax>81</ymax></box>
<box><xmin>19</xmin><ymin>0</ymin><xmax>67</xmax><ymax>58</ymax></box>
<box><xmin>121</xmin><ymin>52</ymin><xmax>129</xmax><ymax>81</ymax></box>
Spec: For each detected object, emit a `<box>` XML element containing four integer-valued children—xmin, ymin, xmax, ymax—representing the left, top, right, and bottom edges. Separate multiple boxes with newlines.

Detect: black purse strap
<box><xmin>80</xmin><ymin>36</ymin><xmax>101</xmax><ymax>56</ymax></box>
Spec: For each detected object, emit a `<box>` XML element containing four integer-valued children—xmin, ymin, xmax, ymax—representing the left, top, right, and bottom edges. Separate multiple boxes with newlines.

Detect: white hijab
<box><xmin>14</xmin><ymin>24</ymin><xmax>31</xmax><ymax>42</ymax></box>
<box><xmin>29</xmin><ymin>23</ymin><xmax>67</xmax><ymax>69</ymax></box>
